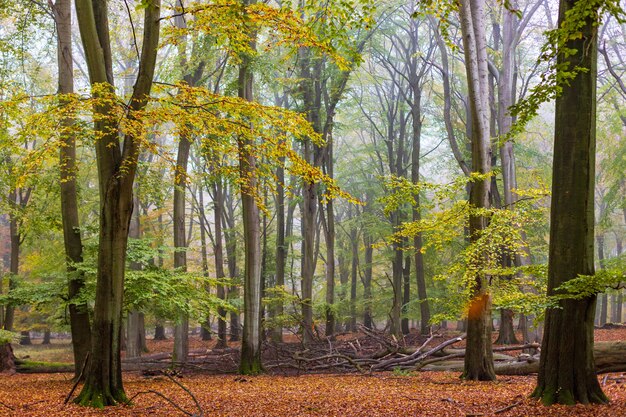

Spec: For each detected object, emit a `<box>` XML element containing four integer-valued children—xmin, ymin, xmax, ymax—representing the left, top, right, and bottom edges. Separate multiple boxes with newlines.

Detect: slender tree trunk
<box><xmin>3</xmin><ymin>199</ymin><xmax>19</xmax><ymax>332</ymax></box>
<box><xmin>338</xmin><ymin>242</ymin><xmax>350</xmax><ymax>331</ymax></box>
<box><xmin>224</xmin><ymin>196</ymin><xmax>240</xmax><ymax>342</ymax></box>
<box><xmin>126</xmin><ymin>194</ymin><xmax>142</xmax><ymax>359</ymax></box>
<box><xmin>301</xmin><ymin>148</ymin><xmax>317</xmax><ymax>342</ymax></box>
<box><xmin>532</xmin><ymin>0</ymin><xmax>607</xmax><ymax>404</ymax></box>
<box><xmin>459</xmin><ymin>0</ymin><xmax>495</xmax><ymax>381</ymax></box>
<box><xmin>597</xmin><ymin>234</ymin><xmax>607</xmax><ymax>326</ymax></box>
<box><xmin>363</xmin><ymin>228</ymin><xmax>373</xmax><ymax>329</ymax></box>
<box><xmin>616</xmin><ymin>237</ymin><xmax>624</xmax><ymax>323</ymax></box>
<box><xmin>238</xmin><ymin>0</ymin><xmax>262</xmax><ymax>373</ymax></box>
<box><xmin>272</xmin><ymin>161</ymin><xmax>286</xmax><ymax>342</ymax></box>
<box><xmin>53</xmin><ymin>0</ymin><xmax>91</xmax><ymax>377</ymax></box>
<box><xmin>42</xmin><ymin>330</ymin><xmax>51</xmax><ymax>345</ymax></box>
<box><xmin>324</xmin><ymin>159</ymin><xmax>336</xmax><ymax>337</ymax></box>
<box><xmin>198</xmin><ymin>187</ymin><xmax>212</xmax><ymax>341</ymax></box>
<box><xmin>401</xmin><ymin>254</ymin><xmax>411</xmax><ymax>335</ymax></box>
<box><xmin>213</xmin><ymin>181</ymin><xmax>228</xmax><ymax>348</ymax></box>
<box><xmin>349</xmin><ymin>226</ymin><xmax>359</xmax><ymax>332</ymax></box>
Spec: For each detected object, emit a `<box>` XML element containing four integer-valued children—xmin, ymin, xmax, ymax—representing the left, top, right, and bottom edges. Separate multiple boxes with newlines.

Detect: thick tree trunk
<box><xmin>42</xmin><ymin>330</ymin><xmax>51</xmax><ymax>345</ymax></box>
<box><xmin>531</xmin><ymin>0</ymin><xmax>607</xmax><ymax>405</ymax></box>
<box><xmin>19</xmin><ymin>331</ymin><xmax>31</xmax><ymax>345</ymax></box>
<box><xmin>154</xmin><ymin>324</ymin><xmax>166</xmax><ymax>341</ymax></box>
<box><xmin>459</xmin><ymin>0</ymin><xmax>495</xmax><ymax>381</ymax></box>
<box><xmin>0</xmin><ymin>342</ymin><xmax>15</xmax><ymax>374</ymax></box>
<box><xmin>73</xmin><ymin>0</ymin><xmax>160</xmax><ymax>405</ymax></box>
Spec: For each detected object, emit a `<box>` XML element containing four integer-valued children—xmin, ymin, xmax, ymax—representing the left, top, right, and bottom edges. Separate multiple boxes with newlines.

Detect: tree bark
<box><xmin>531</xmin><ymin>0</ymin><xmax>607</xmax><ymax>405</ymax></box>
<box><xmin>459</xmin><ymin>0</ymin><xmax>495</xmax><ymax>381</ymax></box>
<box><xmin>238</xmin><ymin>0</ymin><xmax>262</xmax><ymax>374</ymax></box>
<box><xmin>53</xmin><ymin>0</ymin><xmax>91</xmax><ymax>378</ymax></box>
<box><xmin>213</xmin><ymin>181</ymin><xmax>228</xmax><ymax>348</ymax></box>
<box><xmin>272</xmin><ymin>159</ymin><xmax>286</xmax><ymax>342</ymax></box>
<box><xmin>597</xmin><ymin>234</ymin><xmax>607</xmax><ymax>326</ymax></box>
<box><xmin>73</xmin><ymin>0</ymin><xmax>160</xmax><ymax>406</ymax></box>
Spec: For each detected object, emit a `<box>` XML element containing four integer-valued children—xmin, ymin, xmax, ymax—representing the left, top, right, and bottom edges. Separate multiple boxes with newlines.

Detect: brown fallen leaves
<box><xmin>1</xmin><ymin>371</ymin><xmax>626</xmax><ymax>416</ymax></box>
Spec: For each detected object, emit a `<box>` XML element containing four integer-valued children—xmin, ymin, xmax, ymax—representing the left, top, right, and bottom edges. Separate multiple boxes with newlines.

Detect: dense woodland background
<box><xmin>0</xmin><ymin>0</ymin><xmax>625</xmax><ymax>409</ymax></box>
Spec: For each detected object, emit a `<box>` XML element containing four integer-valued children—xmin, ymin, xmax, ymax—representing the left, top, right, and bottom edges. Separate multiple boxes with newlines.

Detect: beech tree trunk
<box><xmin>531</xmin><ymin>0</ymin><xmax>607</xmax><ymax>405</ymax></box>
<box><xmin>53</xmin><ymin>0</ymin><xmax>92</xmax><ymax>378</ymax></box>
<box><xmin>272</xmin><ymin>158</ymin><xmax>286</xmax><ymax>342</ymax></box>
<box><xmin>213</xmin><ymin>181</ymin><xmax>228</xmax><ymax>348</ymax></box>
<box><xmin>597</xmin><ymin>234</ymin><xmax>607</xmax><ymax>326</ymax></box>
<box><xmin>0</xmin><ymin>342</ymin><xmax>15</xmax><ymax>374</ymax></box>
<box><xmin>73</xmin><ymin>0</ymin><xmax>160</xmax><ymax>406</ymax></box>
<box><xmin>154</xmin><ymin>324</ymin><xmax>166</xmax><ymax>341</ymax></box>
<box><xmin>42</xmin><ymin>330</ymin><xmax>51</xmax><ymax>345</ymax></box>
<box><xmin>224</xmin><ymin>194</ymin><xmax>240</xmax><ymax>342</ymax></box>
<box><xmin>238</xmin><ymin>0</ymin><xmax>262</xmax><ymax>374</ymax></box>
<box><xmin>459</xmin><ymin>0</ymin><xmax>495</xmax><ymax>381</ymax></box>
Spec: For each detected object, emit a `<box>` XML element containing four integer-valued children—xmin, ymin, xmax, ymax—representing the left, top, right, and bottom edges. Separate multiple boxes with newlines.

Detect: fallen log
<box><xmin>421</xmin><ymin>341</ymin><xmax>626</xmax><ymax>375</ymax></box>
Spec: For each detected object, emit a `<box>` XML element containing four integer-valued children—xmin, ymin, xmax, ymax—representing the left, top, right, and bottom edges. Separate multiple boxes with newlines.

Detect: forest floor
<box><xmin>2</xmin><ymin>327</ymin><xmax>626</xmax><ymax>416</ymax></box>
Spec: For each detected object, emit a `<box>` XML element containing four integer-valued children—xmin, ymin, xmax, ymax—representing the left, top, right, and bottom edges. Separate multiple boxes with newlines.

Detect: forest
<box><xmin>0</xmin><ymin>0</ymin><xmax>625</xmax><ymax>414</ymax></box>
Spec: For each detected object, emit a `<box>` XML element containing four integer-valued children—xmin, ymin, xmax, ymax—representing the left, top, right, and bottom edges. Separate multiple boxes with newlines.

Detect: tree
<box><xmin>531</xmin><ymin>0</ymin><xmax>609</xmax><ymax>405</ymax></box>
<box><xmin>237</xmin><ymin>0</ymin><xmax>262</xmax><ymax>375</ymax></box>
<box><xmin>458</xmin><ymin>0</ymin><xmax>496</xmax><ymax>381</ymax></box>
<box><xmin>73</xmin><ymin>0</ymin><xmax>160</xmax><ymax>406</ymax></box>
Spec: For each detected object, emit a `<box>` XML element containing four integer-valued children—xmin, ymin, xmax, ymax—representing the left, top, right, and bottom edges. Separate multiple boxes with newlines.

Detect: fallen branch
<box><xmin>493</xmin><ymin>401</ymin><xmax>522</xmax><ymax>414</ymax></box>
<box><xmin>372</xmin><ymin>334</ymin><xmax>465</xmax><ymax>371</ymax></box>
<box><xmin>64</xmin><ymin>352</ymin><xmax>90</xmax><ymax>405</ymax></box>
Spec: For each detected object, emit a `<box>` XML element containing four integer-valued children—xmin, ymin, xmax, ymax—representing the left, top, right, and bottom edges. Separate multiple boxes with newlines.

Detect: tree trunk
<box><xmin>272</xmin><ymin>161</ymin><xmax>286</xmax><ymax>342</ymax></box>
<box><xmin>363</xmin><ymin>230</ymin><xmax>373</xmax><ymax>329</ymax></box>
<box><xmin>213</xmin><ymin>181</ymin><xmax>228</xmax><ymax>348</ymax></box>
<box><xmin>126</xmin><ymin>192</ymin><xmax>142</xmax><ymax>360</ymax></box>
<box><xmin>324</xmin><ymin>178</ymin><xmax>336</xmax><ymax>338</ymax></box>
<box><xmin>224</xmin><ymin>196</ymin><xmax>240</xmax><ymax>342</ymax></box>
<box><xmin>198</xmin><ymin>187</ymin><xmax>212</xmax><ymax>341</ymax></box>
<box><xmin>238</xmin><ymin>1</ymin><xmax>262</xmax><ymax>374</ymax></box>
<box><xmin>402</xmin><ymin>255</ymin><xmax>411</xmax><ymax>335</ymax></box>
<box><xmin>301</xmin><ymin>155</ymin><xmax>317</xmax><ymax>342</ymax></box>
<box><xmin>154</xmin><ymin>324</ymin><xmax>166</xmax><ymax>341</ymax></box>
<box><xmin>597</xmin><ymin>234</ymin><xmax>608</xmax><ymax>326</ymax></box>
<box><xmin>53</xmin><ymin>0</ymin><xmax>92</xmax><ymax>378</ymax></box>
<box><xmin>531</xmin><ymin>0</ymin><xmax>607</xmax><ymax>405</ymax></box>
<box><xmin>0</xmin><ymin>342</ymin><xmax>15</xmax><ymax>374</ymax></box>
<box><xmin>73</xmin><ymin>0</ymin><xmax>160</xmax><ymax>405</ymax></box>
<box><xmin>350</xmin><ymin>226</ymin><xmax>359</xmax><ymax>332</ymax></box>
<box><xmin>42</xmin><ymin>330</ymin><xmax>51</xmax><ymax>345</ymax></box>
<box><xmin>458</xmin><ymin>0</ymin><xmax>495</xmax><ymax>381</ymax></box>
<box><xmin>3</xmin><ymin>200</ymin><xmax>20</xmax><ymax>332</ymax></box>
<box><xmin>616</xmin><ymin>237</ymin><xmax>624</xmax><ymax>323</ymax></box>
